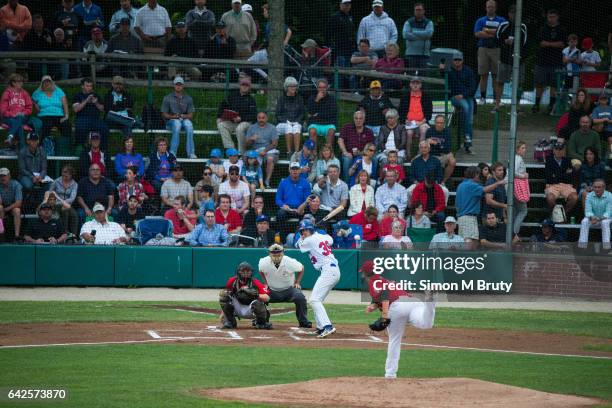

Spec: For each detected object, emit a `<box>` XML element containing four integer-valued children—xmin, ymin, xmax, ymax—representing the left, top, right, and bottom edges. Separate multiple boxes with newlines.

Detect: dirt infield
<box><xmin>199</xmin><ymin>377</ymin><xmax>603</xmax><ymax>408</ymax></box>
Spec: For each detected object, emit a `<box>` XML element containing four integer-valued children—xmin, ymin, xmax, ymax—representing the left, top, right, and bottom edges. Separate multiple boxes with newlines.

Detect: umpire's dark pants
<box><xmin>269</xmin><ymin>287</ymin><xmax>309</xmax><ymax>326</ymax></box>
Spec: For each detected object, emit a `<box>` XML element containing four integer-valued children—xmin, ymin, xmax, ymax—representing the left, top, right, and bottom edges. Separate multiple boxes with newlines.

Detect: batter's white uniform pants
<box><xmin>310</xmin><ymin>264</ymin><xmax>340</xmax><ymax>329</ymax></box>
<box><xmin>385</xmin><ymin>299</ymin><xmax>436</xmax><ymax>378</ymax></box>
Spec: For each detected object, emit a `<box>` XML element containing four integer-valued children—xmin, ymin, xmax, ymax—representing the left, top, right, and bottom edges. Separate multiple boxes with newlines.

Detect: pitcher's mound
<box><xmin>199</xmin><ymin>377</ymin><xmax>602</xmax><ymax>408</ymax></box>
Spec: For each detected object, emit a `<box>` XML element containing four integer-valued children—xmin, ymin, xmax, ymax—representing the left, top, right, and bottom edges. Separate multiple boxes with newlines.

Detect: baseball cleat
<box><xmin>255</xmin><ymin>322</ymin><xmax>273</xmax><ymax>330</ymax></box>
<box><xmin>317</xmin><ymin>326</ymin><xmax>336</xmax><ymax>338</ymax></box>
<box><xmin>307</xmin><ymin>328</ymin><xmax>324</xmax><ymax>336</ymax></box>
<box><xmin>299</xmin><ymin>321</ymin><xmax>313</xmax><ymax>328</ymax></box>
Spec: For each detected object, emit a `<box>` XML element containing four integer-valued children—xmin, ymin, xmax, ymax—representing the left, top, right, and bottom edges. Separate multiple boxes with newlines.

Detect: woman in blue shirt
<box><xmin>114</xmin><ymin>135</ymin><xmax>145</xmax><ymax>181</ymax></box>
<box><xmin>32</xmin><ymin>76</ymin><xmax>71</xmax><ymax>146</ymax></box>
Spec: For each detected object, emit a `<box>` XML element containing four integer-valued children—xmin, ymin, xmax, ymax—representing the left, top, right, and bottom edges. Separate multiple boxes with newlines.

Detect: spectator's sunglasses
<box><xmin>203</xmin><ymin>171</ymin><xmax>212</xmax><ymax>176</ymax></box>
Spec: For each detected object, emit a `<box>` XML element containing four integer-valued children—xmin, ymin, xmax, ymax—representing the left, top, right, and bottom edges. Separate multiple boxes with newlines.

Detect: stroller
<box><xmin>135</xmin><ymin>218</ymin><xmax>174</xmax><ymax>245</ymax></box>
<box><xmin>284</xmin><ymin>44</ymin><xmax>332</xmax><ymax>99</ymax></box>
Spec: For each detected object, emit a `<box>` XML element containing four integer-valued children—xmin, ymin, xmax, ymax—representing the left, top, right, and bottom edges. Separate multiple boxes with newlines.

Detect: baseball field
<box><xmin>0</xmin><ymin>297</ymin><xmax>611</xmax><ymax>407</ymax></box>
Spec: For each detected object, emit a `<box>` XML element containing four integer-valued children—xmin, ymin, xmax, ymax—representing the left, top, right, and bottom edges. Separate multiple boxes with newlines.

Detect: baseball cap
<box><xmin>241</xmin><ymin>4</ymin><xmax>252</xmax><ymax>12</ymax></box>
<box><xmin>226</xmin><ymin>148</ymin><xmax>239</xmax><ymax>156</ymax></box>
<box><xmin>599</xmin><ymin>92</ymin><xmax>609</xmax><ymax>100</ymax></box>
<box><xmin>370</xmin><ymin>80</ymin><xmax>382</xmax><ymax>89</ymax></box>
<box><xmin>359</xmin><ymin>260</ymin><xmax>374</xmax><ymax>273</ymax></box>
<box><xmin>372</xmin><ymin>0</ymin><xmax>383</xmax><ymax>7</ymax></box>
<box><xmin>541</xmin><ymin>219</ymin><xmax>555</xmax><ymax>228</ymax></box>
<box><xmin>453</xmin><ymin>51</ymin><xmax>464</xmax><ymax>60</ymax></box>
<box><xmin>444</xmin><ymin>216</ymin><xmax>457</xmax><ymax>223</ymax></box>
<box><xmin>301</xmin><ymin>39</ymin><xmax>317</xmax><ymax>48</ymax></box>
<box><xmin>256</xmin><ymin>214</ymin><xmax>270</xmax><ymax>223</ymax></box>
<box><xmin>112</xmin><ymin>75</ymin><xmax>124</xmax><ymax>84</ymax></box>
<box><xmin>289</xmin><ymin>161</ymin><xmax>301</xmax><ymax>169</ymax></box>
<box><xmin>215</xmin><ymin>21</ymin><xmax>226</xmax><ymax>28</ymax></box>
<box><xmin>210</xmin><ymin>148</ymin><xmax>222</xmax><ymax>158</ymax></box>
<box><xmin>553</xmin><ymin>142</ymin><xmax>565</xmax><ymax>150</ymax></box>
<box><xmin>581</xmin><ymin>37</ymin><xmax>593</xmax><ymax>49</ymax></box>
<box><xmin>119</xmin><ymin>17</ymin><xmax>130</xmax><ymax>25</ymax></box>
<box><xmin>0</xmin><ymin>168</ymin><xmax>9</xmax><ymax>176</ymax></box>
<box><xmin>40</xmin><ymin>75</ymin><xmax>53</xmax><ymax>84</ymax></box>
<box><xmin>89</xmin><ymin>131</ymin><xmax>101</xmax><ymax>140</ymax></box>
<box><xmin>26</xmin><ymin>132</ymin><xmax>39</xmax><ymax>141</ymax></box>
<box><xmin>341</xmin><ymin>0</ymin><xmax>351</xmax><ymax>3</ymax></box>
<box><xmin>246</xmin><ymin>150</ymin><xmax>258</xmax><ymax>159</ymax></box>
<box><xmin>232</xmin><ymin>0</ymin><xmax>241</xmax><ymax>4</ymax></box>
<box><xmin>173</xmin><ymin>76</ymin><xmax>185</xmax><ymax>85</ymax></box>
<box><xmin>92</xmin><ymin>203</ymin><xmax>105</xmax><ymax>213</ymax></box>
<box><xmin>39</xmin><ymin>202</ymin><xmax>52</xmax><ymax>210</ymax></box>
<box><xmin>269</xmin><ymin>243</ymin><xmax>283</xmax><ymax>252</ymax></box>
<box><xmin>304</xmin><ymin>139</ymin><xmax>315</xmax><ymax>150</ymax></box>
<box><xmin>175</xmin><ymin>21</ymin><xmax>186</xmax><ymax>28</ymax></box>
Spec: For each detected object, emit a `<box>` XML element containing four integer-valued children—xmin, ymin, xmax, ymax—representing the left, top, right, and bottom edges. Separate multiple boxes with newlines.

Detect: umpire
<box><xmin>258</xmin><ymin>244</ymin><xmax>312</xmax><ymax>328</ymax></box>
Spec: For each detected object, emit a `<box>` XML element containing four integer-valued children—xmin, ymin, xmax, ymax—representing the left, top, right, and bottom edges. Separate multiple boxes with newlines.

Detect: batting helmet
<box><xmin>298</xmin><ymin>219</ymin><xmax>315</xmax><ymax>233</ymax></box>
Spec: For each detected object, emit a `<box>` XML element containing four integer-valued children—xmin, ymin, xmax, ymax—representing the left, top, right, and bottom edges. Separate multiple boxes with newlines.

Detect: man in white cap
<box><xmin>356</xmin><ymin>0</ymin><xmax>398</xmax><ymax>58</ymax></box>
<box><xmin>220</xmin><ymin>0</ymin><xmax>257</xmax><ymax>59</ymax></box>
<box><xmin>161</xmin><ymin>76</ymin><xmax>196</xmax><ymax>158</ymax></box>
<box><xmin>80</xmin><ymin>202</ymin><xmax>128</xmax><ymax>245</ymax></box>
<box><xmin>429</xmin><ymin>216</ymin><xmax>465</xmax><ymax>250</ymax></box>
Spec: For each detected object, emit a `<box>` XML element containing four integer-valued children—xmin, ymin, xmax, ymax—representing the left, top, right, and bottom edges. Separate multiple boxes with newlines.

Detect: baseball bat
<box><xmin>315</xmin><ymin>205</ymin><xmax>345</xmax><ymax>226</ymax></box>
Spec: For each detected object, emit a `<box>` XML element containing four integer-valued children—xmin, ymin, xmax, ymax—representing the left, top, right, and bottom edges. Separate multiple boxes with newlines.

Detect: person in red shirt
<box><xmin>379</xmin><ymin>150</ymin><xmax>405</xmax><ymax>184</ymax></box>
<box><xmin>79</xmin><ymin>131</ymin><xmax>107</xmax><ymax>179</ymax></box>
<box><xmin>379</xmin><ymin>204</ymin><xmax>406</xmax><ymax>236</ymax></box>
<box><xmin>220</xmin><ymin>261</ymin><xmax>272</xmax><ymax>329</ymax></box>
<box><xmin>215</xmin><ymin>193</ymin><xmax>242</xmax><ymax>234</ymax></box>
<box><xmin>164</xmin><ymin>195</ymin><xmax>196</xmax><ymax>238</ymax></box>
<box><xmin>0</xmin><ymin>73</ymin><xmax>34</xmax><ymax>148</ymax></box>
<box><xmin>410</xmin><ymin>173</ymin><xmax>446</xmax><ymax>232</ymax></box>
<box><xmin>349</xmin><ymin>206</ymin><xmax>380</xmax><ymax>242</ymax></box>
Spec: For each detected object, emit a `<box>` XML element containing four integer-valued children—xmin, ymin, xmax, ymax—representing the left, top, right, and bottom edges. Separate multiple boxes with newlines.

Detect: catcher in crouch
<box><xmin>220</xmin><ymin>262</ymin><xmax>273</xmax><ymax>330</ymax></box>
<box><xmin>360</xmin><ymin>260</ymin><xmax>435</xmax><ymax>379</ymax></box>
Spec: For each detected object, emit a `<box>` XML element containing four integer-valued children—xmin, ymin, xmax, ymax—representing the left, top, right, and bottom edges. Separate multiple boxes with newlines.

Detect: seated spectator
<box><xmin>241</xmin><ymin>151</ymin><xmax>263</xmax><ymax>198</ymax></box>
<box><xmin>216</xmin><ymin>76</ymin><xmax>257</xmax><ymax>151</ymax></box>
<box><xmin>531</xmin><ymin>218</ymin><xmax>564</xmax><ymax>243</ymax></box>
<box><xmin>306</xmin><ymin>79</ymin><xmax>337</xmax><ymax>146</ymax></box>
<box><xmin>164</xmin><ymin>195</ymin><xmax>196</xmax><ymax>238</ymax></box>
<box><xmin>165</xmin><ymin>21</ymin><xmax>201</xmax><ymax>81</ymax></box>
<box><xmin>24</xmin><ymin>202</ymin><xmax>67</xmax><ymax>244</ymax></box>
<box><xmin>73</xmin><ymin>0</ymin><xmax>104</xmax><ymax>44</ymax></box>
<box><xmin>32</xmin><ymin>76</ymin><xmax>71</xmax><ymax>147</ymax></box>
<box><xmin>245</xmin><ymin>111</ymin><xmax>278</xmax><ymax>187</ymax></box>
<box><xmin>218</xmin><ymin>165</ymin><xmax>250</xmax><ymax>215</ymax></box>
<box><xmin>289</xmin><ymin>139</ymin><xmax>316</xmax><ymax>181</ymax></box>
<box><xmin>567</xmin><ymin>115</ymin><xmax>602</xmax><ymax>165</ymax></box>
<box><xmin>338</xmin><ymin>110</ymin><xmax>375</xmax><ymax>180</ymax></box>
<box><xmin>248</xmin><ymin>214</ymin><xmax>276</xmax><ymax>248</ymax></box>
<box><xmin>375</xmin><ymin>169</ymin><xmax>407</xmax><ymax>219</ymax></box>
<box><xmin>407</xmin><ymin>141</ymin><xmax>449</xmax><ymax>203</ymax></box>
<box><xmin>276</xmin><ymin>76</ymin><xmax>304</xmax><ymax>158</ymax></box>
<box><xmin>195</xmin><ymin>166</ymin><xmax>218</xmax><ymax>199</ymax></box>
<box><xmin>79</xmin><ymin>131</ymin><xmax>108</xmax><ymax>180</ymax></box>
<box><xmin>76</xmin><ymin>163</ymin><xmax>115</xmax><ymax>222</ymax></box>
<box><xmin>134</xmin><ymin>0</ymin><xmax>171</xmax><ymax>52</ymax></box>
<box><xmin>117</xmin><ymin>167</ymin><xmax>147</xmax><ymax>209</ymax></box>
<box><xmin>146</xmin><ymin>136</ymin><xmax>176</xmax><ymax>194</ymax></box>
<box><xmin>579</xmin><ymin>147</ymin><xmax>606</xmax><ymax>208</ymax></box>
<box><xmin>104</xmin><ymin>76</ymin><xmax>137</xmax><ymax>137</ymax></box>
<box><xmin>107</xmin><ymin>17</ymin><xmax>143</xmax><ymax>77</ymax></box>
<box><xmin>0</xmin><ymin>167</ymin><xmax>22</xmax><ymax>239</ymax></box>
<box><xmin>429</xmin><ymin>216</ymin><xmax>464</xmax><ymax>249</ymax></box>
<box><xmin>196</xmin><ymin>184</ymin><xmax>215</xmax><ymax>217</ymax></box>
<box><xmin>297</xmin><ymin>194</ymin><xmax>329</xmax><ymax>227</ymax></box>
<box><xmin>348</xmin><ymin>170</ymin><xmax>375</xmax><ymax>217</ymax></box>
<box><xmin>215</xmin><ymin>193</ymin><xmax>242</xmax><ymax>234</ymax></box>
<box><xmin>398</xmin><ymin>75</ymin><xmax>432</xmax><ymax>147</ymax></box>
<box><xmin>545</xmin><ymin>143</ymin><xmax>578</xmax><ymax>214</ymax></box>
<box><xmin>72</xmin><ymin>77</ymin><xmax>109</xmax><ymax>151</ymax></box>
<box><xmin>379</xmin><ymin>204</ymin><xmax>405</xmax><ymax>237</ymax></box>
<box><xmin>312</xmin><ymin>164</ymin><xmax>348</xmax><ymax>213</ymax></box>
<box><xmin>222</xmin><ymin>148</ymin><xmax>244</xmax><ymax>174</ymax></box>
<box><xmin>350</xmin><ymin>39</ymin><xmax>379</xmax><ymax>91</ymax></box>
<box><xmin>375</xmin><ymin>108</ymin><xmax>409</xmax><ymax>162</ymax></box>
<box><xmin>109</xmin><ymin>0</ymin><xmax>139</xmax><ymax>35</ymax></box>
<box><xmin>18</xmin><ymin>132</ymin><xmax>50</xmax><ymax>192</ymax></box>
<box><xmin>83</xmin><ymin>27</ymin><xmax>108</xmax><ymax>75</ymax></box>
<box><xmin>408</xmin><ymin>203</ymin><xmax>431</xmax><ymax>229</ymax></box>
<box><xmin>348</xmin><ymin>142</ymin><xmax>378</xmax><ymax>187</ymax></box>
<box><xmin>578</xmin><ymin>179</ymin><xmax>611</xmax><ymax>250</ymax></box>
<box><xmin>207</xmin><ymin>148</ymin><xmax>225</xmax><ymax>184</ymax></box>
<box><xmin>358</xmin><ymin>80</ymin><xmax>394</xmax><ymax>136</ymax></box>
<box><xmin>204</xmin><ymin>21</ymin><xmax>236</xmax><ymax>67</ymax></box>
<box><xmin>275</xmin><ymin>163</ymin><xmax>312</xmax><ymax>234</ymax></box>
<box><xmin>480</xmin><ymin>211</ymin><xmax>519</xmax><ymax>249</ymax></box>
<box><xmin>160</xmin><ymin>165</ymin><xmax>194</xmax><ymax>209</ymax></box>
<box><xmin>80</xmin><ymin>203</ymin><xmax>128</xmax><ymax>245</ymax></box>
<box><xmin>46</xmin><ymin>164</ymin><xmax>79</xmax><ymax>236</ymax></box>
<box><xmin>1</xmin><ymin>73</ymin><xmax>34</xmax><ymax>150</ymax></box>
<box><xmin>591</xmin><ymin>93</ymin><xmax>611</xmax><ymax>164</ymax></box>
<box><xmin>116</xmin><ymin>195</ymin><xmax>144</xmax><ymax>236</ymax></box>
<box><xmin>349</xmin><ymin>206</ymin><xmax>380</xmax><ymax>242</ymax></box>
<box><xmin>381</xmin><ymin>220</ymin><xmax>413</xmax><ymax>249</ymax></box>
<box><xmin>374</xmin><ymin>43</ymin><xmax>405</xmax><ymax>90</ymax></box>
<box><xmin>482</xmin><ymin>162</ymin><xmax>507</xmax><ymax>223</ymax></box>
<box><xmin>312</xmin><ymin>145</ymin><xmax>340</xmax><ymax>183</ymax></box>
<box><xmin>220</xmin><ymin>0</ymin><xmax>257</xmax><ymax>59</ymax></box>
<box><xmin>161</xmin><ymin>76</ymin><xmax>196</xmax><ymax>158</ymax></box>
<box><xmin>379</xmin><ymin>149</ymin><xmax>405</xmax><ymax>184</ymax></box>
<box><xmin>187</xmin><ymin>209</ymin><xmax>229</xmax><ymax>246</ymax></box>
<box><xmin>559</xmin><ymin>89</ymin><xmax>592</xmax><ymax>141</ymax></box>
<box><xmin>425</xmin><ymin>114</ymin><xmax>455</xmax><ymax>184</ymax></box>
<box><xmin>410</xmin><ymin>172</ymin><xmax>446</xmax><ymax>232</ymax></box>
<box><xmin>185</xmin><ymin>0</ymin><xmax>215</xmax><ymax>56</ymax></box>
<box><xmin>114</xmin><ymin>136</ymin><xmax>144</xmax><ymax>180</ymax></box>
<box><xmin>242</xmin><ymin>194</ymin><xmax>265</xmax><ymax>238</ymax></box>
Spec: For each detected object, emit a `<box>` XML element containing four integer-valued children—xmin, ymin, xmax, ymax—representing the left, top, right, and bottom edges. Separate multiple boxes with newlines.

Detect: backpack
<box><xmin>141</xmin><ymin>104</ymin><xmax>165</xmax><ymax>132</ymax></box>
<box><xmin>551</xmin><ymin>204</ymin><xmax>566</xmax><ymax>224</ymax></box>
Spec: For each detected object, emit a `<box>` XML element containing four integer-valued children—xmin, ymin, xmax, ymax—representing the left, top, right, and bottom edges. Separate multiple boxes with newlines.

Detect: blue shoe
<box><xmin>308</xmin><ymin>328</ymin><xmax>324</xmax><ymax>335</ymax></box>
<box><xmin>317</xmin><ymin>325</ymin><xmax>336</xmax><ymax>338</ymax></box>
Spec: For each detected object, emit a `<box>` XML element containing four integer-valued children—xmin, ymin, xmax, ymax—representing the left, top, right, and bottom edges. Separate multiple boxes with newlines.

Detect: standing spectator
<box><xmin>482</xmin><ymin>161</ymin><xmax>507</xmax><ymax>223</ymax></box>
<box><xmin>245</xmin><ymin>111</ymin><xmax>278</xmax><ymax>187</ymax></box>
<box><xmin>407</xmin><ymin>141</ymin><xmax>448</xmax><ymax>204</ymax></box>
<box><xmin>442</xmin><ymin>51</ymin><xmax>477</xmax><ymax>154</ymax></box>
<box><xmin>21</xmin><ymin>14</ymin><xmax>52</xmax><ymax>80</ymax></box>
<box><xmin>478</xmin><ymin>162</ymin><xmax>492</xmax><ymax>184</ymax></box>
<box><xmin>358</xmin><ymin>80</ymin><xmax>394</xmax><ymax>136</ymax></box>
<box><xmin>80</xmin><ymin>203</ymin><xmax>128</xmax><ymax>245</ymax></box>
<box><xmin>348</xmin><ymin>170</ymin><xmax>375</xmax><ymax>217</ymax></box>
<box><xmin>375</xmin><ymin>169</ymin><xmax>407</xmax><ymax>219</ymax></box>
<box><xmin>374</xmin><ymin>43</ymin><xmax>405</xmax><ymax>90</ymax></box>
<box><xmin>568</xmin><ymin>116</ymin><xmax>602</xmax><ymax>163</ymax></box>
<box><xmin>220</xmin><ymin>0</ymin><xmax>257</xmax><ymax>59</ymax></box>
<box><xmin>165</xmin><ymin>21</ymin><xmax>201</xmax><ymax>81</ymax></box>
<box><xmin>0</xmin><ymin>167</ymin><xmax>22</xmax><ymax>239</ymax></box>
<box><xmin>429</xmin><ymin>216</ymin><xmax>464</xmax><ymax>249</ymax></box>
<box><xmin>275</xmin><ymin>163</ymin><xmax>312</xmax><ymax>233</ymax></box>
<box><xmin>402</xmin><ymin>2</ymin><xmax>434</xmax><ymax>69</ymax></box>
<box><xmin>54</xmin><ymin>0</ymin><xmax>80</xmax><ymax>50</ymax></box>
<box><xmin>73</xmin><ymin>0</ymin><xmax>104</xmax><ymax>46</ymax></box>
<box><xmin>18</xmin><ymin>132</ymin><xmax>49</xmax><ymax>192</ymax></box>
<box><xmin>76</xmin><ymin>163</ymin><xmax>115</xmax><ymax>222</ymax></box>
<box><xmin>276</xmin><ymin>76</ymin><xmax>304</xmax><ymax>159</ymax></box>
<box><xmin>562</xmin><ymin>34</ymin><xmax>581</xmax><ymax>91</ymax></box>
<box><xmin>379</xmin><ymin>204</ymin><xmax>405</xmax><ymax>236</ymax></box>
<box><xmin>146</xmin><ymin>137</ymin><xmax>176</xmax><ymax>194</ymax></box>
<box><xmin>591</xmin><ymin>93</ymin><xmax>612</xmax><ymax>163</ymax></box>
<box><xmin>349</xmin><ymin>206</ymin><xmax>380</xmax><ymax>242</ymax></box>
<box><xmin>356</xmin><ymin>0</ymin><xmax>397</xmax><ymax>58</ymax></box>
<box><xmin>215</xmin><ymin>193</ymin><xmax>242</xmax><ymax>234</ymax></box>
<box><xmin>216</xmin><ymin>76</ymin><xmax>257</xmax><ymax>151</ymax></box>
<box><xmin>116</xmin><ymin>195</ymin><xmax>144</xmax><ymax>235</ymax></box>
<box><xmin>164</xmin><ymin>195</ymin><xmax>196</xmax><ymax>238</ymax></box>
<box><xmin>375</xmin><ymin>108</ymin><xmax>409</xmax><ymax>162</ymax></box>
<box><xmin>312</xmin><ymin>164</ymin><xmax>348</xmax><ymax>213</ymax></box>
<box><xmin>109</xmin><ymin>0</ymin><xmax>138</xmax><ymax>35</ymax></box>
<box><xmin>579</xmin><ymin>37</ymin><xmax>601</xmax><ymax>72</ymax></box>
<box><xmin>0</xmin><ymin>0</ymin><xmax>32</xmax><ymax>45</ymax></box>
<box><xmin>350</xmin><ymin>38</ymin><xmax>378</xmax><ymax>91</ymax></box>
<box><xmin>51</xmin><ymin>28</ymin><xmax>72</xmax><ymax>80</ymax></box>
<box><xmin>107</xmin><ymin>18</ymin><xmax>143</xmax><ymax>75</ymax></box>
<box><xmin>480</xmin><ymin>211</ymin><xmax>519</xmax><ymax>249</ymax></box>
<box><xmin>161</xmin><ymin>76</ymin><xmax>196</xmax><ymax>158</ymax></box>
<box><xmin>261</xmin><ymin>3</ymin><xmax>291</xmax><ymax>46</ymax></box>
<box><xmin>348</xmin><ymin>142</ymin><xmax>378</xmax><ymax>187</ymax></box>
<box><xmin>425</xmin><ymin>114</ymin><xmax>455</xmax><ymax>184</ymax></box>
<box><xmin>455</xmin><ymin>166</ymin><xmax>506</xmax><ymax>250</ymax></box>
<box><xmin>134</xmin><ymin>0</ymin><xmax>171</xmax><ymax>52</ymax></box>
<box><xmin>1</xmin><ymin>73</ymin><xmax>33</xmax><ymax>150</ymax></box>
<box><xmin>338</xmin><ymin>110</ymin><xmax>374</xmax><ymax>180</ymax></box>
<box><xmin>559</xmin><ymin>89</ymin><xmax>593</xmax><ymax>141</ymax></box>
<box><xmin>187</xmin><ymin>209</ymin><xmax>229</xmax><ymax>246</ymax></box>
<box><xmin>513</xmin><ymin>141</ymin><xmax>529</xmax><ymax>234</ymax></box>
<box><xmin>306</xmin><ymin>79</ymin><xmax>338</xmax><ymax>147</ymax></box>
<box><xmin>117</xmin><ymin>167</ymin><xmax>146</xmax><ymax>209</ymax></box>
<box><xmin>578</xmin><ymin>179</ymin><xmax>611</xmax><ymax>250</ymax></box>
<box><xmin>160</xmin><ymin>165</ymin><xmax>194</xmax><ymax>209</ymax></box>
<box><xmin>218</xmin><ymin>165</ymin><xmax>250</xmax><ymax>215</ymax></box>
<box><xmin>381</xmin><ymin>220</ymin><xmax>412</xmax><ymax>249</ymax></box>
<box><xmin>312</xmin><ymin>145</ymin><xmax>340</xmax><ymax>183</ymax></box>
<box><xmin>24</xmin><ymin>202</ymin><xmax>67</xmax><ymax>244</ymax></box>
<box><xmin>410</xmin><ymin>172</ymin><xmax>446</xmax><ymax>232</ymax></box>
<box><xmin>398</xmin><ymin>76</ymin><xmax>432</xmax><ymax>147</ymax></box>
<box><xmin>579</xmin><ymin>147</ymin><xmax>606</xmax><ymax>208</ymax></box>
<box><xmin>47</xmin><ymin>164</ymin><xmax>79</xmax><ymax>236</ymax></box>
<box><xmin>72</xmin><ymin>77</ymin><xmax>108</xmax><ymax>151</ymax></box>
<box><xmin>32</xmin><ymin>76</ymin><xmax>70</xmax><ymax>148</ymax></box>
<box><xmin>473</xmin><ymin>0</ymin><xmax>505</xmax><ymax>105</ymax></box>
<box><xmin>325</xmin><ymin>0</ymin><xmax>355</xmax><ymax>70</ymax></box>
<box><xmin>79</xmin><ymin>132</ymin><xmax>107</xmax><ymax>180</ymax></box>
<box><xmin>103</xmin><ymin>76</ymin><xmax>136</xmax><ymax>138</ymax></box>
<box><xmin>532</xmin><ymin>9</ymin><xmax>566</xmax><ymax>114</ymax></box>
<box><xmin>185</xmin><ymin>0</ymin><xmax>215</xmax><ymax>56</ymax></box>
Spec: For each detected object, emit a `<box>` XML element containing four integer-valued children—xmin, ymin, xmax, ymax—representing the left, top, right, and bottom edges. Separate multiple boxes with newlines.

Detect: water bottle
<box><xmin>354</xmin><ymin>234</ymin><xmax>362</xmax><ymax>249</ymax></box>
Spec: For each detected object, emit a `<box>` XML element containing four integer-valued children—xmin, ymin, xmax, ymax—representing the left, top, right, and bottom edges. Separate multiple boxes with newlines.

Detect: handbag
<box><xmin>513</xmin><ymin>178</ymin><xmax>531</xmax><ymax>203</ymax></box>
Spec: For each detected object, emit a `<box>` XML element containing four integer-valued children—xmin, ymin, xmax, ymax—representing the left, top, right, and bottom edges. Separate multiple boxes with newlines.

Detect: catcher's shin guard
<box><xmin>219</xmin><ymin>290</ymin><xmax>236</xmax><ymax>328</ymax></box>
<box><xmin>251</xmin><ymin>300</ymin><xmax>272</xmax><ymax>329</ymax></box>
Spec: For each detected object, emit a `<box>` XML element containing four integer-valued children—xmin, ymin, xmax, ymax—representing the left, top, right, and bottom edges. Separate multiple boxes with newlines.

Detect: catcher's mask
<box><xmin>268</xmin><ymin>244</ymin><xmax>284</xmax><ymax>264</ymax></box>
<box><xmin>236</xmin><ymin>261</ymin><xmax>253</xmax><ymax>280</ymax></box>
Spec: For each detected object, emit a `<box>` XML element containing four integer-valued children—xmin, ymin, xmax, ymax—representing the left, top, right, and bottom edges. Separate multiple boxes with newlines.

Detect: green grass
<box><xmin>2</xmin><ymin>301</ymin><xmax>612</xmax><ymax>338</ymax></box>
<box><xmin>0</xmin><ymin>344</ymin><xmax>609</xmax><ymax>408</ymax></box>
<box><xmin>584</xmin><ymin>344</ymin><xmax>612</xmax><ymax>353</ymax></box>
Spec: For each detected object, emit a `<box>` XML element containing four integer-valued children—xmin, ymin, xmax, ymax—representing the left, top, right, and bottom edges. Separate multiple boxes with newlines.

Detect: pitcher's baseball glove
<box><xmin>369</xmin><ymin>317</ymin><xmax>391</xmax><ymax>331</ymax></box>
<box><xmin>235</xmin><ymin>286</ymin><xmax>258</xmax><ymax>304</ymax></box>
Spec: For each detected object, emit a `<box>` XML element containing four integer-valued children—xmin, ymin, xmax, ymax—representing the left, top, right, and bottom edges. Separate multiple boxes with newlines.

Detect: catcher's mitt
<box><xmin>369</xmin><ymin>317</ymin><xmax>391</xmax><ymax>331</ymax></box>
<box><xmin>235</xmin><ymin>286</ymin><xmax>258</xmax><ymax>304</ymax></box>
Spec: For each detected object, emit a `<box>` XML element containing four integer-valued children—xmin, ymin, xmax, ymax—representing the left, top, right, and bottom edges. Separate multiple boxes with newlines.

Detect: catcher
<box><xmin>360</xmin><ymin>260</ymin><xmax>435</xmax><ymax>379</ymax></box>
<box><xmin>220</xmin><ymin>261</ymin><xmax>273</xmax><ymax>330</ymax></box>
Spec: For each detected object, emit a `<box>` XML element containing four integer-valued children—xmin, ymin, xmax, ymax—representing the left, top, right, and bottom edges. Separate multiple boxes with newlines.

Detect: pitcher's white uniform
<box><xmin>297</xmin><ymin>232</ymin><xmax>340</xmax><ymax>330</ymax></box>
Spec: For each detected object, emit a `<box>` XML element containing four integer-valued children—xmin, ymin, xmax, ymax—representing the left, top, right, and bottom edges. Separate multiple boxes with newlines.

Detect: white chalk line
<box><xmin>146</xmin><ymin>330</ymin><xmax>161</xmax><ymax>339</ymax></box>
